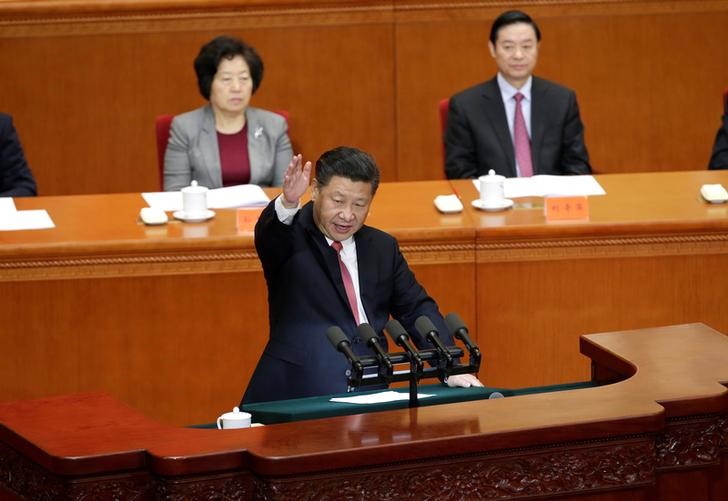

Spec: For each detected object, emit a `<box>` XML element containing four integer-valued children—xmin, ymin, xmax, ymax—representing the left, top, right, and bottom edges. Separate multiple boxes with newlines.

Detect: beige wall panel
<box><xmin>1</xmin><ymin>20</ymin><xmax>396</xmax><ymax>194</ymax></box>
<box><xmin>3</xmin><ymin>1</ymin><xmax>728</xmax><ymax>193</ymax></box>
<box><xmin>395</xmin><ymin>3</ymin><xmax>728</xmax><ymax>180</ymax></box>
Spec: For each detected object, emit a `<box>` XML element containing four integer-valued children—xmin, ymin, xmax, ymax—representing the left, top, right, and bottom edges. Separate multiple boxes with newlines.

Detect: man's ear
<box><xmin>310</xmin><ymin>179</ymin><xmax>319</xmax><ymax>201</ymax></box>
<box><xmin>488</xmin><ymin>41</ymin><xmax>496</xmax><ymax>58</ymax></box>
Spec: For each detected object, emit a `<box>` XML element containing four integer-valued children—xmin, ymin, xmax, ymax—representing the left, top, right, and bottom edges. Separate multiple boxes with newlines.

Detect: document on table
<box><xmin>0</xmin><ymin>198</ymin><xmax>55</xmax><ymax>231</ymax></box>
<box><xmin>0</xmin><ymin>198</ymin><xmax>15</xmax><ymax>214</ymax></box>
<box><xmin>472</xmin><ymin>175</ymin><xmax>606</xmax><ymax>198</ymax></box>
<box><xmin>142</xmin><ymin>184</ymin><xmax>270</xmax><ymax>212</ymax></box>
<box><xmin>330</xmin><ymin>390</ymin><xmax>433</xmax><ymax>405</ymax></box>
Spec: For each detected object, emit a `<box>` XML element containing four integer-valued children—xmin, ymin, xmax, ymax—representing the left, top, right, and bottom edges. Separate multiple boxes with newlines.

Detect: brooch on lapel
<box><xmin>254</xmin><ymin>127</ymin><xmax>264</xmax><ymax>138</ymax></box>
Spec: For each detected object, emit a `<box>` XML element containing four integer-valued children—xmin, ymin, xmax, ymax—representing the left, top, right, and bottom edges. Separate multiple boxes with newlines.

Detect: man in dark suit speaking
<box><xmin>241</xmin><ymin>146</ymin><xmax>482</xmax><ymax>404</ymax></box>
<box><xmin>445</xmin><ymin>10</ymin><xmax>591</xmax><ymax>179</ymax></box>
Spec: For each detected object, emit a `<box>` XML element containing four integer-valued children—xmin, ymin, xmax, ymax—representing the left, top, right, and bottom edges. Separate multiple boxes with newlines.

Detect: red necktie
<box><xmin>514</xmin><ymin>92</ymin><xmax>533</xmax><ymax>177</ymax></box>
<box><xmin>331</xmin><ymin>241</ymin><xmax>361</xmax><ymax>325</ymax></box>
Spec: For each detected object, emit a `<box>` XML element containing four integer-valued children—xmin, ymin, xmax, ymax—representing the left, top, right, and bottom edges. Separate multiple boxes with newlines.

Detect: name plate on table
<box><xmin>544</xmin><ymin>196</ymin><xmax>589</xmax><ymax>221</ymax></box>
<box><xmin>237</xmin><ymin>208</ymin><xmax>263</xmax><ymax>231</ymax></box>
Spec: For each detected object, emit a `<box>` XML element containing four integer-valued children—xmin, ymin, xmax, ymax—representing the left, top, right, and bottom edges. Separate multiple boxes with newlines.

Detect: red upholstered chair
<box><xmin>155</xmin><ymin>114</ymin><xmax>175</xmax><ymax>190</ymax></box>
<box><xmin>275</xmin><ymin>109</ymin><xmax>290</xmax><ymax>127</ymax></box>
<box><xmin>439</xmin><ymin>98</ymin><xmax>450</xmax><ymax>165</ymax></box>
<box><xmin>155</xmin><ymin>110</ymin><xmax>291</xmax><ymax>190</ymax></box>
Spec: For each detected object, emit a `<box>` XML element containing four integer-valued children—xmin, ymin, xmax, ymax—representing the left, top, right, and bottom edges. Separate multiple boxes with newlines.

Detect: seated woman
<box><xmin>164</xmin><ymin>35</ymin><xmax>292</xmax><ymax>191</ymax></box>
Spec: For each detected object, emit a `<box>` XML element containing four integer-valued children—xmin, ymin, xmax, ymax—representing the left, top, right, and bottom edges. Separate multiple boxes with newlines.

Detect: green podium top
<box><xmin>240</xmin><ymin>381</ymin><xmax>595</xmax><ymax>425</ymax></box>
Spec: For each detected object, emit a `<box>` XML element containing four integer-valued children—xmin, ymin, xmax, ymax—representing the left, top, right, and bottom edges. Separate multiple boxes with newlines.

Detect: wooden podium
<box><xmin>2</xmin><ymin>323</ymin><xmax>727</xmax><ymax>500</ymax></box>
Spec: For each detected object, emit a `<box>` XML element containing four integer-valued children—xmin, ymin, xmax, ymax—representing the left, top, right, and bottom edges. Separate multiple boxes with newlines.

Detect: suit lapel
<box><xmin>199</xmin><ymin>106</ymin><xmax>223</xmax><ymax>187</ymax></box>
<box><xmin>530</xmin><ymin>77</ymin><xmax>547</xmax><ymax>175</ymax></box>
<box><xmin>482</xmin><ymin>79</ymin><xmax>518</xmax><ymax>177</ymax></box>
<box><xmin>353</xmin><ymin>228</ymin><xmax>377</xmax><ymax>323</ymax></box>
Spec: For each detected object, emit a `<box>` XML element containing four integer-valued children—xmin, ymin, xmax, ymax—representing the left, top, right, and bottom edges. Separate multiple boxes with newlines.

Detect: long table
<box><xmin>2</xmin><ymin>171</ymin><xmax>728</xmax><ymax>425</ymax></box>
<box><xmin>1</xmin><ymin>323</ymin><xmax>727</xmax><ymax>500</ymax></box>
<box><xmin>453</xmin><ymin>170</ymin><xmax>728</xmax><ymax>388</ymax></box>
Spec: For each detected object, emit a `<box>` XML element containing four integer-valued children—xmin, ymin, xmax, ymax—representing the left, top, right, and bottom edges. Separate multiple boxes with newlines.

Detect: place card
<box><xmin>544</xmin><ymin>196</ymin><xmax>589</xmax><ymax>221</ymax></box>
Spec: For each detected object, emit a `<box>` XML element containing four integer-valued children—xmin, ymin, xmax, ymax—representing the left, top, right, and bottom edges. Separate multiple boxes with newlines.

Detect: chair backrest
<box><xmin>274</xmin><ymin>109</ymin><xmax>290</xmax><ymax>129</ymax></box>
<box><xmin>723</xmin><ymin>86</ymin><xmax>728</xmax><ymax>111</ymax></box>
<box><xmin>155</xmin><ymin>114</ymin><xmax>175</xmax><ymax>190</ymax></box>
<box><xmin>438</xmin><ymin>98</ymin><xmax>450</xmax><ymax>166</ymax></box>
<box><xmin>154</xmin><ymin>110</ymin><xmax>290</xmax><ymax>190</ymax></box>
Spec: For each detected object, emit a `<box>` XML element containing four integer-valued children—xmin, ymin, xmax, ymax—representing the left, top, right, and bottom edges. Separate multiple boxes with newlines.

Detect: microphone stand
<box><xmin>328</xmin><ymin>319</ymin><xmax>482</xmax><ymax>409</ymax></box>
<box><xmin>408</xmin><ymin>355</ymin><xmax>419</xmax><ymax>408</ymax></box>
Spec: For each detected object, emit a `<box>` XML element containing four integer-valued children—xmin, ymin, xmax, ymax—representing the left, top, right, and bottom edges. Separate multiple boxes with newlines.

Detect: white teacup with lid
<box><xmin>181</xmin><ymin>180</ymin><xmax>208</xmax><ymax>219</ymax></box>
<box><xmin>216</xmin><ymin>406</ymin><xmax>252</xmax><ymax>429</ymax></box>
<box><xmin>478</xmin><ymin>169</ymin><xmax>506</xmax><ymax>208</ymax></box>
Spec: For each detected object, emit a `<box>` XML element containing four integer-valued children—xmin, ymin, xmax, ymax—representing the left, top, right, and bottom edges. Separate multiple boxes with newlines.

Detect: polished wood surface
<box><xmin>1</xmin><ymin>323</ymin><xmax>727</xmax><ymax>499</ymax></box>
<box><xmin>453</xmin><ymin>169</ymin><xmax>728</xmax><ymax>388</ymax></box>
<box><xmin>3</xmin><ymin>172</ymin><xmax>728</xmax><ymax>426</ymax></box>
<box><xmin>2</xmin><ymin>0</ymin><xmax>727</xmax><ymax>194</ymax></box>
<box><xmin>0</xmin><ymin>180</ymin><xmax>475</xmax><ymax>426</ymax></box>
<box><xmin>3</xmin><ymin>171</ymin><xmax>728</xmax><ymax>427</ymax></box>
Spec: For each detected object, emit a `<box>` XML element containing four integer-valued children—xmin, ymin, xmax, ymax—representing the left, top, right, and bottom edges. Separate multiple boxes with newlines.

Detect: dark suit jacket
<box><xmin>708</xmin><ymin>109</ymin><xmax>728</xmax><ymax>169</ymax></box>
<box><xmin>241</xmin><ymin>199</ymin><xmax>453</xmax><ymax>404</ymax></box>
<box><xmin>445</xmin><ymin>76</ymin><xmax>591</xmax><ymax>179</ymax></box>
<box><xmin>0</xmin><ymin>113</ymin><xmax>37</xmax><ymax>197</ymax></box>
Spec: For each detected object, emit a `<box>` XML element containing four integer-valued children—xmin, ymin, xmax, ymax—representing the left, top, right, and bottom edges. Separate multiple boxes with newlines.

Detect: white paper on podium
<box><xmin>329</xmin><ymin>390</ymin><xmax>433</xmax><ymax>405</ymax></box>
<box><xmin>472</xmin><ymin>175</ymin><xmax>606</xmax><ymax>198</ymax></box>
<box><xmin>0</xmin><ymin>198</ymin><xmax>17</xmax><ymax>214</ymax></box>
<box><xmin>142</xmin><ymin>184</ymin><xmax>270</xmax><ymax>212</ymax></box>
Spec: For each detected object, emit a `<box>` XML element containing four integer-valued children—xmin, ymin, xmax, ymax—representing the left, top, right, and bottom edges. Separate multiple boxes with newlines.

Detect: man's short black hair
<box><xmin>489</xmin><ymin>10</ymin><xmax>542</xmax><ymax>44</ymax></box>
<box><xmin>315</xmin><ymin>146</ymin><xmax>380</xmax><ymax>195</ymax></box>
<box><xmin>193</xmin><ymin>35</ymin><xmax>264</xmax><ymax>100</ymax></box>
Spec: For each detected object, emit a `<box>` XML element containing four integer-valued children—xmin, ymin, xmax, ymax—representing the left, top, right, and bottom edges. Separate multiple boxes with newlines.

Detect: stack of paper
<box><xmin>330</xmin><ymin>390</ymin><xmax>433</xmax><ymax>404</ymax></box>
<box><xmin>473</xmin><ymin>175</ymin><xmax>606</xmax><ymax>198</ymax></box>
<box><xmin>0</xmin><ymin>198</ymin><xmax>55</xmax><ymax>231</ymax></box>
<box><xmin>142</xmin><ymin>184</ymin><xmax>271</xmax><ymax>212</ymax></box>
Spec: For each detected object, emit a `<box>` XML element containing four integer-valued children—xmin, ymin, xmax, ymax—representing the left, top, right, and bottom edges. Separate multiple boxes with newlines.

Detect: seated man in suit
<box><xmin>708</xmin><ymin>97</ymin><xmax>728</xmax><ymax>169</ymax></box>
<box><xmin>241</xmin><ymin>146</ymin><xmax>482</xmax><ymax>404</ymax></box>
<box><xmin>445</xmin><ymin>10</ymin><xmax>591</xmax><ymax>179</ymax></box>
<box><xmin>0</xmin><ymin>113</ymin><xmax>37</xmax><ymax>197</ymax></box>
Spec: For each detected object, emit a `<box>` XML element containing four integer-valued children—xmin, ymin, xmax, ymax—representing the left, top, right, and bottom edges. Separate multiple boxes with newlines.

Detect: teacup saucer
<box><xmin>173</xmin><ymin>209</ymin><xmax>215</xmax><ymax>223</ymax></box>
<box><xmin>471</xmin><ymin>198</ymin><xmax>514</xmax><ymax>212</ymax></box>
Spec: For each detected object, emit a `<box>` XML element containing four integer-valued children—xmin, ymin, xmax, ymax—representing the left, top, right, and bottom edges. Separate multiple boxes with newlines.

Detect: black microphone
<box><xmin>357</xmin><ymin>323</ymin><xmax>393</xmax><ymax>370</ymax></box>
<box><xmin>415</xmin><ymin>316</ymin><xmax>453</xmax><ymax>363</ymax></box>
<box><xmin>444</xmin><ymin>312</ymin><xmax>481</xmax><ymax>357</ymax></box>
<box><xmin>327</xmin><ymin>326</ymin><xmax>363</xmax><ymax>373</ymax></box>
<box><xmin>384</xmin><ymin>319</ymin><xmax>423</xmax><ymax>366</ymax></box>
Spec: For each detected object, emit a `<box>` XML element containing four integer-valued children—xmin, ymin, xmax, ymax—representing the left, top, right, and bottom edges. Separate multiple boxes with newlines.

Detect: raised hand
<box><xmin>281</xmin><ymin>154</ymin><xmax>312</xmax><ymax>208</ymax></box>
